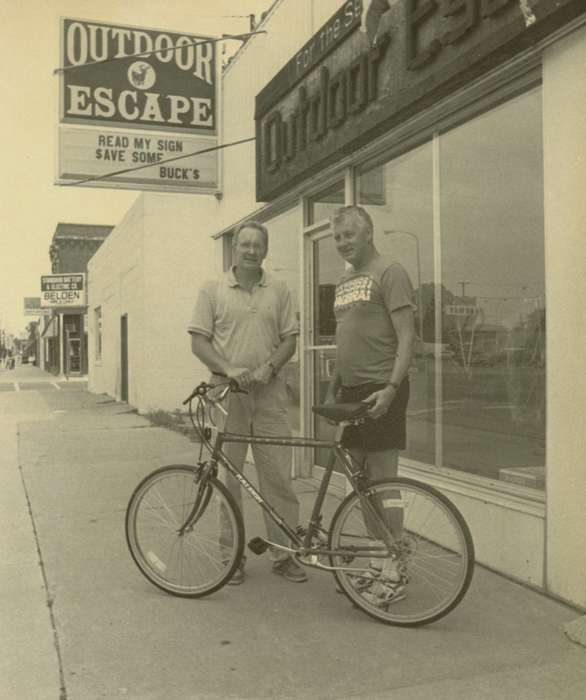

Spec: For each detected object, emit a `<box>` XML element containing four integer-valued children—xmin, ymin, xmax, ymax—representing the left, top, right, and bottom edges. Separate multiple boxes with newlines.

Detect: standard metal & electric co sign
<box><xmin>41</xmin><ymin>274</ymin><xmax>86</xmax><ymax>308</ymax></box>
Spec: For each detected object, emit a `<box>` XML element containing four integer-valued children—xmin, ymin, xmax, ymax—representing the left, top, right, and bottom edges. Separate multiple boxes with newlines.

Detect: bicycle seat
<box><xmin>312</xmin><ymin>402</ymin><xmax>369</xmax><ymax>423</ymax></box>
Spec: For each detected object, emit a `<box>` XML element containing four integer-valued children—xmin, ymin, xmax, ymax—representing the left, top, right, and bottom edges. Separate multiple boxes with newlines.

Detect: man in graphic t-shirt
<box><xmin>325</xmin><ymin>205</ymin><xmax>416</xmax><ymax>603</ymax></box>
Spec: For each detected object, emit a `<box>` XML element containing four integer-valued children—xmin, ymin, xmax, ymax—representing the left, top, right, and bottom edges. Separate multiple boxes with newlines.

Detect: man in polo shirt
<box><xmin>188</xmin><ymin>220</ymin><xmax>307</xmax><ymax>585</ymax></box>
<box><xmin>326</xmin><ymin>205</ymin><xmax>416</xmax><ymax>604</ymax></box>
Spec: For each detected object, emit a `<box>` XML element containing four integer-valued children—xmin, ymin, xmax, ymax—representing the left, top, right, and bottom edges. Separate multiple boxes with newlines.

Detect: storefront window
<box><xmin>353</xmin><ymin>87</ymin><xmax>545</xmax><ymax>490</ymax></box>
<box><xmin>357</xmin><ymin>142</ymin><xmax>436</xmax><ymax>466</ymax></box>
<box><xmin>439</xmin><ymin>88</ymin><xmax>545</xmax><ymax>488</ymax></box>
<box><xmin>308</xmin><ymin>180</ymin><xmax>345</xmax><ymax>225</ymax></box>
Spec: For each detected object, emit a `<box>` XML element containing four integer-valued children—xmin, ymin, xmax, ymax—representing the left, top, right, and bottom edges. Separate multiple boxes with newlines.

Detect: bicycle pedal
<box><xmin>247</xmin><ymin>537</ymin><xmax>269</xmax><ymax>555</ymax></box>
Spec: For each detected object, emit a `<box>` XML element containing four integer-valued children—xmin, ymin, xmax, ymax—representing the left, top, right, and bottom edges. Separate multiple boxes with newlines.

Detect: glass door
<box><xmin>304</xmin><ymin>225</ymin><xmax>346</xmax><ymax>469</ymax></box>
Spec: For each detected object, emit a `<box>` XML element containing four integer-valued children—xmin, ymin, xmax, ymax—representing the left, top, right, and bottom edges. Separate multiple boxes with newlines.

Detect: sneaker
<box><xmin>370</xmin><ymin>557</ymin><xmax>410</xmax><ymax>585</ymax></box>
<box><xmin>362</xmin><ymin>579</ymin><xmax>407</xmax><ymax>607</ymax></box>
<box><xmin>272</xmin><ymin>557</ymin><xmax>308</xmax><ymax>583</ymax></box>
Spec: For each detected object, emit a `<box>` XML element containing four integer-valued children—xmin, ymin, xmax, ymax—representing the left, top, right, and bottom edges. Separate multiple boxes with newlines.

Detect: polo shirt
<box><xmin>188</xmin><ymin>267</ymin><xmax>298</xmax><ymax>369</ymax></box>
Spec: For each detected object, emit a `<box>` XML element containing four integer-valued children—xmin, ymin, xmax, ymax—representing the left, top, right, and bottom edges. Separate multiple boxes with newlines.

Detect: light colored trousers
<box><xmin>217</xmin><ymin>378</ymin><xmax>299</xmax><ymax>561</ymax></box>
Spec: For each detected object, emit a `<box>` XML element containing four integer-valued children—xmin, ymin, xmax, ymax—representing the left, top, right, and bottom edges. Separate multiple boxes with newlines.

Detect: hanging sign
<box><xmin>24</xmin><ymin>297</ymin><xmax>42</xmax><ymax>316</ymax></box>
<box><xmin>41</xmin><ymin>274</ymin><xmax>86</xmax><ymax>308</ymax></box>
<box><xmin>58</xmin><ymin>127</ymin><xmax>217</xmax><ymax>190</ymax></box>
<box><xmin>57</xmin><ymin>18</ymin><xmax>219</xmax><ymax>192</ymax></box>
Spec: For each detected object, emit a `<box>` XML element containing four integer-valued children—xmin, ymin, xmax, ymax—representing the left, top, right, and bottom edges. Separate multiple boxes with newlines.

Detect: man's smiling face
<box><xmin>233</xmin><ymin>226</ymin><xmax>267</xmax><ymax>272</ymax></box>
<box><xmin>333</xmin><ymin>213</ymin><xmax>373</xmax><ymax>268</ymax></box>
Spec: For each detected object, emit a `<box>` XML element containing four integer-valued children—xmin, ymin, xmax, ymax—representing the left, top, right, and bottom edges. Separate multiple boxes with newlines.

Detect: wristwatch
<box><xmin>267</xmin><ymin>361</ymin><xmax>278</xmax><ymax>377</ymax></box>
<box><xmin>387</xmin><ymin>381</ymin><xmax>400</xmax><ymax>391</ymax></box>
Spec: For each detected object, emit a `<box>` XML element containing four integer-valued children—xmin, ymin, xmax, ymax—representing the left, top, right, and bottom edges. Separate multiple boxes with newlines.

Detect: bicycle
<box><xmin>125</xmin><ymin>379</ymin><xmax>474</xmax><ymax>627</ymax></box>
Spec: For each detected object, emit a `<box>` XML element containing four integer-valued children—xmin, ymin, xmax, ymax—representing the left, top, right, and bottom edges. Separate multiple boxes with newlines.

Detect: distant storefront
<box><xmin>41</xmin><ymin>223</ymin><xmax>113</xmax><ymax>376</ymax></box>
<box><xmin>88</xmin><ymin>1</ymin><xmax>586</xmax><ymax>610</ymax></box>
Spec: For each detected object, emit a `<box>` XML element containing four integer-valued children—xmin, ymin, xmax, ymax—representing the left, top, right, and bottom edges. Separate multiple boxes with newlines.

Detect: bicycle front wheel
<box><xmin>125</xmin><ymin>465</ymin><xmax>244</xmax><ymax>598</ymax></box>
<box><xmin>329</xmin><ymin>478</ymin><xmax>474</xmax><ymax>627</ymax></box>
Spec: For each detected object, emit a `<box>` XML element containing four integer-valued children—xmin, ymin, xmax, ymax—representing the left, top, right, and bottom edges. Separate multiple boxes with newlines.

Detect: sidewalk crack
<box><xmin>17</xmin><ymin>427</ymin><xmax>68</xmax><ymax>700</ymax></box>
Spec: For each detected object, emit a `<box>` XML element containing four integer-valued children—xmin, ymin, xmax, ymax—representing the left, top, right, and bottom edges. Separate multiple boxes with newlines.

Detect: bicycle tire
<box><xmin>125</xmin><ymin>464</ymin><xmax>244</xmax><ymax>598</ymax></box>
<box><xmin>329</xmin><ymin>477</ymin><xmax>474</xmax><ymax>627</ymax></box>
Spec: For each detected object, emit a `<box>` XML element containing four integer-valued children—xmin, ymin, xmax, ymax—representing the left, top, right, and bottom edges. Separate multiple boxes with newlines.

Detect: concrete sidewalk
<box><xmin>0</xmin><ymin>417</ymin><xmax>61</xmax><ymax>698</ymax></box>
<box><xmin>2</xmin><ymin>386</ymin><xmax>585</xmax><ymax>699</ymax></box>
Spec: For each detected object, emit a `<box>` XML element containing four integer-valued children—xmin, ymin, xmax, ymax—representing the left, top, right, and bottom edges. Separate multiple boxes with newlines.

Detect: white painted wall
<box><xmin>88</xmin><ymin>192</ymin><xmax>220</xmax><ymax>413</ymax></box>
<box><xmin>140</xmin><ymin>193</ymin><xmax>219</xmax><ymax>412</ymax></box>
<box><xmin>88</xmin><ymin>198</ymin><xmax>146</xmax><ymax>406</ymax></box>
<box><xmin>543</xmin><ymin>25</ymin><xmax>586</xmax><ymax>608</ymax></box>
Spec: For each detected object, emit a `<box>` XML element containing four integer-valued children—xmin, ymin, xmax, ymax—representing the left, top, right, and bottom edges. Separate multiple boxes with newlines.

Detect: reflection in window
<box><xmin>308</xmin><ymin>180</ymin><xmax>345</xmax><ymax>225</ymax></box>
<box><xmin>312</xmin><ymin>234</ymin><xmax>346</xmax><ymax>469</ymax></box>
<box><xmin>440</xmin><ymin>88</ymin><xmax>545</xmax><ymax>488</ymax></box>
<box><xmin>313</xmin><ymin>235</ymin><xmax>345</xmax><ymax>345</ymax></box>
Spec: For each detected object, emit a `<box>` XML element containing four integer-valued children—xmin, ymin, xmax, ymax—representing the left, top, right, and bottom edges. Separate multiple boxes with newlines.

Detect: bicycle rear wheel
<box><xmin>329</xmin><ymin>477</ymin><xmax>474</xmax><ymax>627</ymax></box>
<box><xmin>125</xmin><ymin>465</ymin><xmax>244</xmax><ymax>597</ymax></box>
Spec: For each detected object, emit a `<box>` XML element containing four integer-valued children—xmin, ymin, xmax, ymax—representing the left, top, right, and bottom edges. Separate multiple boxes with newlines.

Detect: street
<box><xmin>1</xmin><ymin>365</ymin><xmax>585</xmax><ymax>700</ymax></box>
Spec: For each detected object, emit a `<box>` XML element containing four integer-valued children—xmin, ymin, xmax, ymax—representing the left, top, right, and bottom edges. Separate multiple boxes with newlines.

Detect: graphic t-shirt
<box><xmin>334</xmin><ymin>255</ymin><xmax>415</xmax><ymax>386</ymax></box>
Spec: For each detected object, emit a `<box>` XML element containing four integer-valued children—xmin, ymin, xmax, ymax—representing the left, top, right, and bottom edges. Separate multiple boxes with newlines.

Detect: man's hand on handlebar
<box><xmin>225</xmin><ymin>366</ymin><xmax>253</xmax><ymax>389</ymax></box>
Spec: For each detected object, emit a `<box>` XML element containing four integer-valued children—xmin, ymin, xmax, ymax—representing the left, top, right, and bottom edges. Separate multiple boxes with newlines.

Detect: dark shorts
<box><xmin>340</xmin><ymin>380</ymin><xmax>409</xmax><ymax>451</ymax></box>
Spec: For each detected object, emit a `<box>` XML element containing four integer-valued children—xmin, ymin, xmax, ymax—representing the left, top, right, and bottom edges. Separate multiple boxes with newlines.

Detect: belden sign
<box><xmin>41</xmin><ymin>274</ymin><xmax>86</xmax><ymax>308</ymax></box>
<box><xmin>255</xmin><ymin>0</ymin><xmax>584</xmax><ymax>202</ymax></box>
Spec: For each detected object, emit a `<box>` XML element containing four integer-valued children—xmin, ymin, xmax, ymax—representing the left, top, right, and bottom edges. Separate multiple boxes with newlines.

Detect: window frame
<box><xmin>94</xmin><ymin>306</ymin><xmax>102</xmax><ymax>363</ymax></box>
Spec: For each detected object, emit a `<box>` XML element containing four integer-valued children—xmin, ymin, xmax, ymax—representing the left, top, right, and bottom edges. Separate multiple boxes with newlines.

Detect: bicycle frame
<box><xmin>187</xmin><ymin>387</ymin><xmax>400</xmax><ymax>568</ymax></box>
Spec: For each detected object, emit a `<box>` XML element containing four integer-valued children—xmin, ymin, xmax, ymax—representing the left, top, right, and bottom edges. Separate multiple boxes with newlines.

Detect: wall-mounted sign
<box><xmin>58</xmin><ymin>18</ymin><xmax>219</xmax><ymax>192</ymax></box>
<box><xmin>24</xmin><ymin>297</ymin><xmax>42</xmax><ymax>316</ymax></box>
<box><xmin>41</xmin><ymin>274</ymin><xmax>86</xmax><ymax>308</ymax></box>
<box><xmin>57</xmin><ymin>127</ymin><xmax>218</xmax><ymax>192</ymax></box>
<box><xmin>255</xmin><ymin>0</ymin><xmax>583</xmax><ymax>202</ymax></box>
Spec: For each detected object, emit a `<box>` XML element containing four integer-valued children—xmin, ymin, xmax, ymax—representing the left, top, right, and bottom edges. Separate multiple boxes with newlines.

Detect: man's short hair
<box><xmin>331</xmin><ymin>205</ymin><xmax>374</xmax><ymax>235</ymax></box>
<box><xmin>233</xmin><ymin>220</ymin><xmax>269</xmax><ymax>249</ymax></box>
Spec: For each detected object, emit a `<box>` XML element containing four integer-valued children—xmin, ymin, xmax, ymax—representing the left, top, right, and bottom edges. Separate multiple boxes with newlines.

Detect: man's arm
<box><xmin>190</xmin><ymin>333</ymin><xmax>252</xmax><ymax>387</ymax></box>
<box><xmin>251</xmin><ymin>334</ymin><xmax>297</xmax><ymax>384</ymax></box>
<box><xmin>324</xmin><ymin>371</ymin><xmax>342</xmax><ymax>404</ymax></box>
<box><xmin>365</xmin><ymin>306</ymin><xmax>416</xmax><ymax>419</ymax></box>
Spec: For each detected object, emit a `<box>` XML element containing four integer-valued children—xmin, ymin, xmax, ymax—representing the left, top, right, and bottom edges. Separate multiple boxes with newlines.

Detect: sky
<box><xmin>0</xmin><ymin>0</ymin><xmax>273</xmax><ymax>337</ymax></box>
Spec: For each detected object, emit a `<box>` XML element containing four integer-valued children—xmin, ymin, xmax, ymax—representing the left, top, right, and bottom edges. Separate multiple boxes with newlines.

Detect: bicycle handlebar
<box><xmin>182</xmin><ymin>376</ymin><xmax>244</xmax><ymax>406</ymax></box>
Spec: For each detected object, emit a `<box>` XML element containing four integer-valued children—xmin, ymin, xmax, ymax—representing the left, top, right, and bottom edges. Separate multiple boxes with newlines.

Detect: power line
<box><xmin>53</xmin><ymin>30</ymin><xmax>266</xmax><ymax>75</ymax></box>
<box><xmin>61</xmin><ymin>135</ymin><xmax>255</xmax><ymax>188</ymax></box>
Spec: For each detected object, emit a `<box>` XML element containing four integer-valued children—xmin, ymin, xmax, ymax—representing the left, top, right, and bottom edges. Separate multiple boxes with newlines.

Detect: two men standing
<box><xmin>188</xmin><ymin>205</ymin><xmax>415</xmax><ymax>591</ymax></box>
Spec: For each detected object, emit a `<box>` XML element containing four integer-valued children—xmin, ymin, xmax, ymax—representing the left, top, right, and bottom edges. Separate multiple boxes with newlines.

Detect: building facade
<box><xmin>87</xmin><ymin>0</ymin><xmax>586</xmax><ymax>609</ymax></box>
<box><xmin>41</xmin><ymin>223</ymin><xmax>113</xmax><ymax>376</ymax></box>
